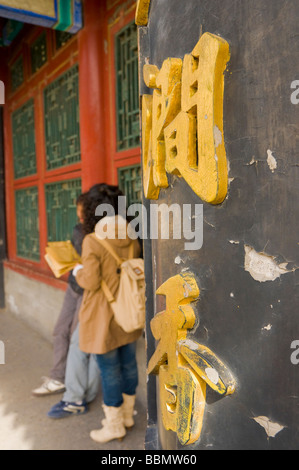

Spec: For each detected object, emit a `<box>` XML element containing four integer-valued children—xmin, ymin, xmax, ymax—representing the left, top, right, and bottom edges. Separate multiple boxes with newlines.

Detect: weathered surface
<box><xmin>140</xmin><ymin>0</ymin><xmax>299</xmax><ymax>450</ymax></box>
<box><xmin>4</xmin><ymin>268</ymin><xmax>65</xmax><ymax>342</ymax></box>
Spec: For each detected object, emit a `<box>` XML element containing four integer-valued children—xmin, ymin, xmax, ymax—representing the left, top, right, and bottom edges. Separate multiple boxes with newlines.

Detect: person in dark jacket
<box><xmin>32</xmin><ymin>193</ymin><xmax>88</xmax><ymax>396</ymax></box>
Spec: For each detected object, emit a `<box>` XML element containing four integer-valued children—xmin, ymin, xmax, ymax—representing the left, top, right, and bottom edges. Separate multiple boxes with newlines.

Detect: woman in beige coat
<box><xmin>74</xmin><ymin>184</ymin><xmax>142</xmax><ymax>444</ymax></box>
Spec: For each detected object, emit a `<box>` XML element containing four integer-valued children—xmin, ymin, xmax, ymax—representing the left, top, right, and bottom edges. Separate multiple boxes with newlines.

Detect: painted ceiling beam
<box><xmin>0</xmin><ymin>0</ymin><xmax>82</xmax><ymax>33</ymax></box>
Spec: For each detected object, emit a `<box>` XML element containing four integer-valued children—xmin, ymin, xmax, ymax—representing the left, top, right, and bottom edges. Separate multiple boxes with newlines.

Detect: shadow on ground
<box><xmin>0</xmin><ymin>309</ymin><xmax>147</xmax><ymax>450</ymax></box>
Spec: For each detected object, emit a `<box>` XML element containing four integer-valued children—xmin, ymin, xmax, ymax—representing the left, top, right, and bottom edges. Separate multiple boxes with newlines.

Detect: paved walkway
<box><xmin>0</xmin><ymin>309</ymin><xmax>147</xmax><ymax>451</ymax></box>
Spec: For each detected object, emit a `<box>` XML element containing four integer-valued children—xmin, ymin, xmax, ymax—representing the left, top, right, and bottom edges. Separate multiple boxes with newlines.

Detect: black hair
<box><xmin>82</xmin><ymin>183</ymin><xmax>124</xmax><ymax>235</ymax></box>
<box><xmin>76</xmin><ymin>192</ymin><xmax>88</xmax><ymax>206</ymax></box>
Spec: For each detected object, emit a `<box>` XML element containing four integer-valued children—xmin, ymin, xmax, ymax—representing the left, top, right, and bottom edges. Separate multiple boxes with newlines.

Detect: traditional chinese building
<box><xmin>0</xmin><ymin>0</ymin><xmax>299</xmax><ymax>452</ymax></box>
<box><xmin>0</xmin><ymin>0</ymin><xmax>141</xmax><ymax>339</ymax></box>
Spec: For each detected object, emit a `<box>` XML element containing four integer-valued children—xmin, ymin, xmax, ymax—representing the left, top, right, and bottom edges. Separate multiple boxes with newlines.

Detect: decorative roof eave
<box><xmin>0</xmin><ymin>0</ymin><xmax>83</xmax><ymax>35</ymax></box>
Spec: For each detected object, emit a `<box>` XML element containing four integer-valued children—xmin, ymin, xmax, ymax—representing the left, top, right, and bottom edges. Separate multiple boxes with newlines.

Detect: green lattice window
<box><xmin>11</xmin><ymin>55</ymin><xmax>24</xmax><ymax>92</ymax></box>
<box><xmin>115</xmin><ymin>22</ymin><xmax>140</xmax><ymax>151</ymax></box>
<box><xmin>12</xmin><ymin>98</ymin><xmax>37</xmax><ymax>179</ymax></box>
<box><xmin>55</xmin><ymin>30</ymin><xmax>72</xmax><ymax>50</ymax></box>
<box><xmin>15</xmin><ymin>187</ymin><xmax>40</xmax><ymax>261</ymax></box>
<box><xmin>44</xmin><ymin>65</ymin><xmax>81</xmax><ymax>170</ymax></box>
<box><xmin>46</xmin><ymin>179</ymin><xmax>82</xmax><ymax>242</ymax></box>
<box><xmin>118</xmin><ymin>164</ymin><xmax>142</xmax><ymax>206</ymax></box>
<box><xmin>31</xmin><ymin>32</ymin><xmax>47</xmax><ymax>74</ymax></box>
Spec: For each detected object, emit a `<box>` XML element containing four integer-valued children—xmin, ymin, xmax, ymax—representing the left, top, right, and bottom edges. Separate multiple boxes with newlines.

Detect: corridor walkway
<box><xmin>0</xmin><ymin>309</ymin><xmax>147</xmax><ymax>451</ymax></box>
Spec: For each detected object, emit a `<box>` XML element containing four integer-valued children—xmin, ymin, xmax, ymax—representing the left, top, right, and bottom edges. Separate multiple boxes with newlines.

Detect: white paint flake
<box><xmin>267</xmin><ymin>149</ymin><xmax>277</xmax><ymax>173</ymax></box>
<box><xmin>244</xmin><ymin>245</ymin><xmax>292</xmax><ymax>282</ymax></box>
<box><xmin>180</xmin><ymin>339</ymin><xmax>199</xmax><ymax>351</ymax></box>
<box><xmin>253</xmin><ymin>416</ymin><xmax>285</xmax><ymax>438</ymax></box>
<box><xmin>214</xmin><ymin>125</ymin><xmax>222</xmax><ymax>148</ymax></box>
<box><xmin>205</xmin><ymin>367</ymin><xmax>219</xmax><ymax>385</ymax></box>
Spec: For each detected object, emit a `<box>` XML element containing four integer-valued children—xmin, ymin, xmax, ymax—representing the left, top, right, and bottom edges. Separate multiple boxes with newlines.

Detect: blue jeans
<box><xmin>63</xmin><ymin>324</ymin><xmax>101</xmax><ymax>403</ymax></box>
<box><xmin>95</xmin><ymin>342</ymin><xmax>138</xmax><ymax>407</ymax></box>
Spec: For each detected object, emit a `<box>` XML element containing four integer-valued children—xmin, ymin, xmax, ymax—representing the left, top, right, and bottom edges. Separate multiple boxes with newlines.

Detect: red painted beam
<box><xmin>78</xmin><ymin>0</ymin><xmax>108</xmax><ymax>192</ymax></box>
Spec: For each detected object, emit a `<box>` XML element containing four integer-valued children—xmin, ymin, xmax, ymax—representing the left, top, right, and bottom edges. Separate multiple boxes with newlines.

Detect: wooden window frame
<box><xmin>4</xmin><ymin>26</ymin><xmax>80</xmax><ymax>290</ymax></box>
<box><xmin>106</xmin><ymin>5</ymin><xmax>141</xmax><ymax>186</ymax></box>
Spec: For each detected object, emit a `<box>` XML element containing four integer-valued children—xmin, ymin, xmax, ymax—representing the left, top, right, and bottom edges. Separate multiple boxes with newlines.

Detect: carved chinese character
<box><xmin>147</xmin><ymin>272</ymin><xmax>236</xmax><ymax>445</ymax></box>
<box><xmin>142</xmin><ymin>33</ymin><xmax>230</xmax><ymax>204</ymax></box>
<box><xmin>143</xmin><ymin>58</ymin><xmax>182</xmax><ymax>191</ymax></box>
<box><xmin>142</xmin><ymin>93</ymin><xmax>160</xmax><ymax>200</ymax></box>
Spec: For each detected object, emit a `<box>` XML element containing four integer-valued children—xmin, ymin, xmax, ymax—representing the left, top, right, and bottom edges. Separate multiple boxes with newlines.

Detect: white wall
<box><xmin>4</xmin><ymin>267</ymin><xmax>65</xmax><ymax>342</ymax></box>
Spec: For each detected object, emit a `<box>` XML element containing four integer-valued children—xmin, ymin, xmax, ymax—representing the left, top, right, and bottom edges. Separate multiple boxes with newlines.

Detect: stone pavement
<box><xmin>0</xmin><ymin>309</ymin><xmax>147</xmax><ymax>451</ymax></box>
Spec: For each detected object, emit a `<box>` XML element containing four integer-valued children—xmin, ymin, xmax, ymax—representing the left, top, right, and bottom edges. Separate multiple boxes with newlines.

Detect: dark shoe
<box><xmin>47</xmin><ymin>400</ymin><xmax>87</xmax><ymax>419</ymax></box>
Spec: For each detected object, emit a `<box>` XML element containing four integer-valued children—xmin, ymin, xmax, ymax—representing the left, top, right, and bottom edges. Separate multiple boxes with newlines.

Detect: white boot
<box><xmin>101</xmin><ymin>394</ymin><xmax>136</xmax><ymax>429</ymax></box>
<box><xmin>122</xmin><ymin>393</ymin><xmax>136</xmax><ymax>429</ymax></box>
<box><xmin>90</xmin><ymin>404</ymin><xmax>126</xmax><ymax>444</ymax></box>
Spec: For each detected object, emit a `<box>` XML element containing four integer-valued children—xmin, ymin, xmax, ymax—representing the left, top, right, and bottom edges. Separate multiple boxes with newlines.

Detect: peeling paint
<box><xmin>183</xmin><ymin>281</ymin><xmax>193</xmax><ymax>298</ymax></box>
<box><xmin>244</xmin><ymin>245</ymin><xmax>293</xmax><ymax>282</ymax></box>
<box><xmin>175</xmin><ymin>256</ymin><xmax>183</xmax><ymax>265</ymax></box>
<box><xmin>247</xmin><ymin>156</ymin><xmax>256</xmax><ymax>165</ymax></box>
<box><xmin>204</xmin><ymin>218</ymin><xmax>215</xmax><ymax>228</ymax></box>
<box><xmin>262</xmin><ymin>324</ymin><xmax>272</xmax><ymax>331</ymax></box>
<box><xmin>267</xmin><ymin>149</ymin><xmax>277</xmax><ymax>173</ymax></box>
<box><xmin>228</xmin><ymin>240</ymin><xmax>240</xmax><ymax>244</ymax></box>
<box><xmin>227</xmin><ymin>160</ymin><xmax>235</xmax><ymax>186</ymax></box>
<box><xmin>205</xmin><ymin>367</ymin><xmax>219</xmax><ymax>385</ymax></box>
<box><xmin>180</xmin><ymin>339</ymin><xmax>199</xmax><ymax>351</ymax></box>
<box><xmin>214</xmin><ymin>125</ymin><xmax>222</xmax><ymax>148</ymax></box>
<box><xmin>253</xmin><ymin>416</ymin><xmax>285</xmax><ymax>438</ymax></box>
<box><xmin>181</xmin><ymin>267</ymin><xmax>190</xmax><ymax>273</ymax></box>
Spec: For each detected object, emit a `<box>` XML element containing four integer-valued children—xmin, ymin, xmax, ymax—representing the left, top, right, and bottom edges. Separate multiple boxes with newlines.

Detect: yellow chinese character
<box><xmin>147</xmin><ymin>272</ymin><xmax>236</xmax><ymax>445</ymax></box>
<box><xmin>142</xmin><ymin>93</ymin><xmax>161</xmax><ymax>200</ymax></box>
<box><xmin>142</xmin><ymin>33</ymin><xmax>230</xmax><ymax>204</ymax></box>
<box><xmin>143</xmin><ymin>58</ymin><xmax>182</xmax><ymax>190</ymax></box>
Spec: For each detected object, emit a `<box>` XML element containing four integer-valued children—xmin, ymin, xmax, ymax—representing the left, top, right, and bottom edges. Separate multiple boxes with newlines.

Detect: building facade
<box><xmin>1</xmin><ymin>0</ymin><xmax>299</xmax><ymax>451</ymax></box>
<box><xmin>0</xmin><ymin>0</ymin><xmax>141</xmax><ymax>339</ymax></box>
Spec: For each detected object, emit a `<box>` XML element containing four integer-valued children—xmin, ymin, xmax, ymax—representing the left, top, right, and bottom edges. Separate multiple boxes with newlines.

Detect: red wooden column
<box><xmin>78</xmin><ymin>0</ymin><xmax>108</xmax><ymax>192</ymax></box>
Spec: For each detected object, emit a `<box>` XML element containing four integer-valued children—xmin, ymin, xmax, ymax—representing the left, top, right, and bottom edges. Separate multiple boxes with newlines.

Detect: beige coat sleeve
<box><xmin>75</xmin><ymin>236</ymin><xmax>102</xmax><ymax>292</ymax></box>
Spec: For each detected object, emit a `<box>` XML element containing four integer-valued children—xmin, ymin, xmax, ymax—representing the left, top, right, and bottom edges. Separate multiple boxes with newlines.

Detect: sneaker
<box><xmin>47</xmin><ymin>400</ymin><xmax>88</xmax><ymax>419</ymax></box>
<box><xmin>32</xmin><ymin>377</ymin><xmax>66</xmax><ymax>396</ymax></box>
